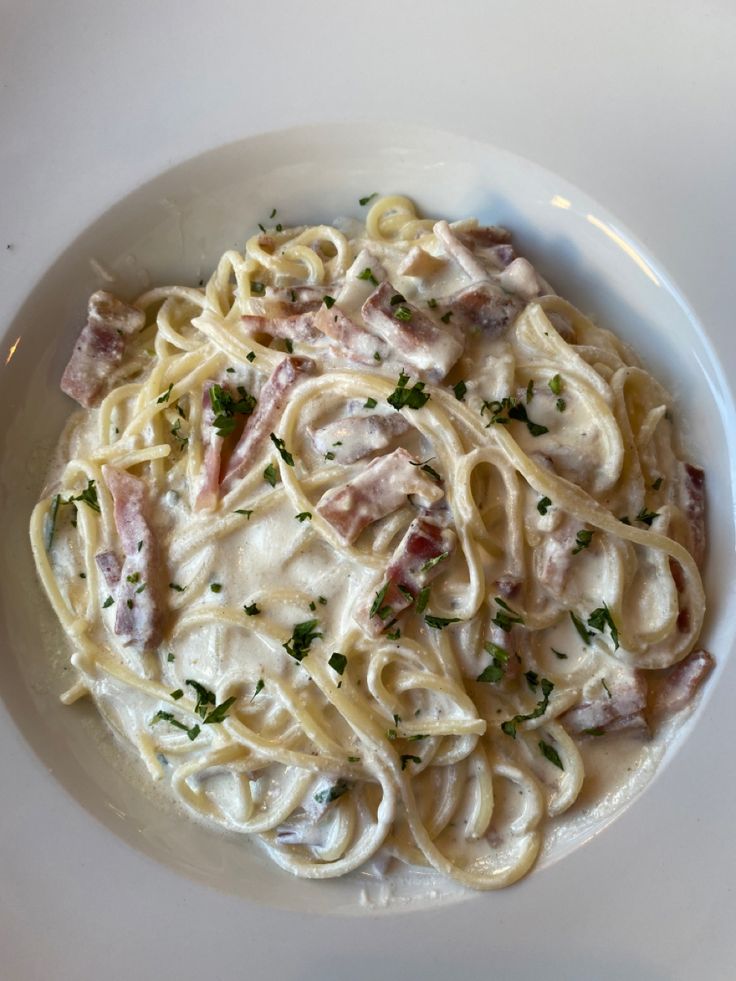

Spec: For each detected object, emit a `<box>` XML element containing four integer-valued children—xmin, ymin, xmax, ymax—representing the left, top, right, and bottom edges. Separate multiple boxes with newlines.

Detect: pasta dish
<box><xmin>29</xmin><ymin>195</ymin><xmax>713</xmax><ymax>891</ymax></box>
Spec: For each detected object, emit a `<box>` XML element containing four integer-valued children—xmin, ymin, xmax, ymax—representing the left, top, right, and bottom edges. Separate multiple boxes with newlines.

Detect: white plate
<box><xmin>2</xmin><ymin>121</ymin><xmax>736</xmax><ymax>977</ymax></box>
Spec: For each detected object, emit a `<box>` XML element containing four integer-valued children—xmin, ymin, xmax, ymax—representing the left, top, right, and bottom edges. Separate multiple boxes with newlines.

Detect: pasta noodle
<box><xmin>29</xmin><ymin>196</ymin><xmax>712</xmax><ymax>891</ymax></box>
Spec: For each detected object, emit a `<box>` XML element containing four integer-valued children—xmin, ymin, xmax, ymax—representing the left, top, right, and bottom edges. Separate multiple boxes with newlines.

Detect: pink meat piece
<box><xmin>535</xmin><ymin>518</ymin><xmax>581</xmax><ymax>596</ymax></box>
<box><xmin>360</xmin><ymin>281</ymin><xmax>463</xmax><ymax>382</ymax></box>
<box><xmin>678</xmin><ymin>462</ymin><xmax>706</xmax><ymax>569</ymax></box>
<box><xmin>562</xmin><ymin>668</ymin><xmax>648</xmax><ymax>735</ymax></box>
<box><xmin>308</xmin><ymin>413</ymin><xmax>409</xmax><ymax>464</ymax></box>
<box><xmin>456</xmin><ymin>226</ymin><xmax>512</xmax><ymax>248</ymax></box>
<box><xmin>194</xmin><ymin>387</ymin><xmax>223</xmax><ymax>511</ymax></box>
<box><xmin>102</xmin><ymin>465</ymin><xmax>165</xmax><ymax>650</ymax></box>
<box><xmin>241</xmin><ymin>312</ymin><xmax>321</xmax><ymax>344</ymax></box>
<box><xmin>357</xmin><ymin>517</ymin><xmax>456</xmax><ymax>636</ymax></box>
<box><xmin>61</xmin><ymin>291</ymin><xmax>145</xmax><ymax>408</ymax></box>
<box><xmin>316</xmin><ymin>447</ymin><xmax>444</xmax><ymax>545</ymax></box>
<box><xmin>433</xmin><ymin>220</ymin><xmax>490</xmax><ymax>282</ymax></box>
<box><xmin>313</xmin><ymin>303</ymin><xmax>392</xmax><ymax>366</ymax></box>
<box><xmin>442</xmin><ymin>282</ymin><xmax>524</xmax><ymax>334</ymax></box>
<box><xmin>650</xmin><ymin>649</ymin><xmax>714</xmax><ymax>716</ymax></box>
<box><xmin>221</xmin><ymin>356</ymin><xmax>315</xmax><ymax>492</ymax></box>
<box><xmin>498</xmin><ymin>257</ymin><xmax>544</xmax><ymax>301</ymax></box>
<box><xmin>95</xmin><ymin>550</ymin><xmax>123</xmax><ymax>589</ymax></box>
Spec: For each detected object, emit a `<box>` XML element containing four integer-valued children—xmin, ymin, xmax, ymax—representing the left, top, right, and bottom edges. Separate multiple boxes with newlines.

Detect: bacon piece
<box><xmin>102</xmin><ymin>465</ymin><xmax>165</xmax><ymax>650</ymax></box>
<box><xmin>314</xmin><ymin>304</ymin><xmax>392</xmax><ymax>365</ymax></box>
<box><xmin>650</xmin><ymin>649</ymin><xmax>714</xmax><ymax>716</ymax></box>
<box><xmin>442</xmin><ymin>282</ymin><xmax>524</xmax><ymax>334</ymax></box>
<box><xmin>241</xmin><ymin>312</ymin><xmax>321</xmax><ymax>344</ymax></box>
<box><xmin>456</xmin><ymin>225</ymin><xmax>512</xmax><ymax>248</ymax></box>
<box><xmin>194</xmin><ymin>387</ymin><xmax>223</xmax><ymax>511</ymax></box>
<box><xmin>498</xmin><ymin>257</ymin><xmax>544</xmax><ymax>301</ymax></box>
<box><xmin>678</xmin><ymin>462</ymin><xmax>705</xmax><ymax>569</ymax></box>
<box><xmin>221</xmin><ymin>356</ymin><xmax>315</xmax><ymax>492</ymax></box>
<box><xmin>562</xmin><ymin>668</ymin><xmax>648</xmax><ymax>735</ymax></box>
<box><xmin>95</xmin><ymin>550</ymin><xmax>123</xmax><ymax>589</ymax></box>
<box><xmin>61</xmin><ymin>291</ymin><xmax>145</xmax><ymax>407</ymax></box>
<box><xmin>357</xmin><ymin>518</ymin><xmax>456</xmax><ymax>636</ymax></box>
<box><xmin>534</xmin><ymin>518</ymin><xmax>581</xmax><ymax>596</ymax></box>
<box><xmin>361</xmin><ymin>281</ymin><xmax>463</xmax><ymax>382</ymax></box>
<box><xmin>308</xmin><ymin>413</ymin><xmax>409</xmax><ymax>464</ymax></box>
<box><xmin>433</xmin><ymin>220</ymin><xmax>490</xmax><ymax>282</ymax></box>
<box><xmin>316</xmin><ymin>447</ymin><xmax>444</xmax><ymax>545</ymax></box>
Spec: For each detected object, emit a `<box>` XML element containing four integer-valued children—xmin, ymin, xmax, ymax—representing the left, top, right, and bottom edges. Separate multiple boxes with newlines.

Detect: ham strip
<box><xmin>442</xmin><ymin>282</ymin><xmax>524</xmax><ymax>334</ymax></box>
<box><xmin>241</xmin><ymin>312</ymin><xmax>321</xmax><ymax>344</ymax></box>
<box><xmin>650</xmin><ymin>649</ymin><xmax>714</xmax><ymax>717</ymax></box>
<box><xmin>360</xmin><ymin>281</ymin><xmax>463</xmax><ymax>382</ymax></box>
<box><xmin>678</xmin><ymin>462</ymin><xmax>706</xmax><ymax>569</ymax></box>
<box><xmin>221</xmin><ymin>356</ymin><xmax>315</xmax><ymax>492</ymax></box>
<box><xmin>61</xmin><ymin>291</ymin><xmax>145</xmax><ymax>408</ymax></box>
<box><xmin>102</xmin><ymin>465</ymin><xmax>165</xmax><ymax>650</ymax></box>
<box><xmin>357</xmin><ymin>518</ymin><xmax>456</xmax><ymax>636</ymax></box>
<box><xmin>95</xmin><ymin>550</ymin><xmax>123</xmax><ymax>589</ymax></box>
<box><xmin>562</xmin><ymin>668</ymin><xmax>648</xmax><ymax>735</ymax></box>
<box><xmin>308</xmin><ymin>413</ymin><xmax>409</xmax><ymax>464</ymax></box>
<box><xmin>194</xmin><ymin>387</ymin><xmax>223</xmax><ymax>511</ymax></box>
<box><xmin>314</xmin><ymin>304</ymin><xmax>392</xmax><ymax>365</ymax></box>
<box><xmin>316</xmin><ymin>447</ymin><xmax>444</xmax><ymax>544</ymax></box>
<box><xmin>456</xmin><ymin>226</ymin><xmax>512</xmax><ymax>248</ymax></box>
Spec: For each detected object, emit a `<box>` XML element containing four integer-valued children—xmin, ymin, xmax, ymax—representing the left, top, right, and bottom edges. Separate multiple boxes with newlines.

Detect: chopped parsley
<box><xmin>526</xmin><ymin>379</ymin><xmax>535</xmax><ymax>403</ymax></box>
<box><xmin>185</xmin><ymin>679</ymin><xmax>215</xmax><ymax>718</ymax></box>
<box><xmin>263</xmin><ymin>463</ymin><xmax>278</xmax><ymax>487</ymax></box>
<box><xmin>328</xmin><ymin>652</ymin><xmax>347</xmax><ymax>675</ymax></box>
<box><xmin>210</xmin><ymin>583</ymin><xmax>222</xmax><ymax>593</ymax></box>
<box><xmin>601</xmin><ymin>678</ymin><xmax>612</xmax><ymax>699</ymax></box>
<box><xmin>652</xmin><ymin>477</ymin><xmax>663</xmax><ymax>490</ymax></box>
<box><xmin>387</xmin><ymin>371</ymin><xmax>430</xmax><ymax>410</ymax></box>
<box><xmin>570</xmin><ymin>610</ymin><xmax>591</xmax><ymax>645</ymax></box>
<box><xmin>370</xmin><ymin>582</ymin><xmax>392</xmax><ymax>621</ymax></box>
<box><xmin>415</xmin><ymin>586</ymin><xmax>430</xmax><ymax>614</ymax></box>
<box><xmin>64</xmin><ymin>479</ymin><xmax>101</xmax><ymax>513</ymax></box>
<box><xmin>314</xmin><ymin>780</ymin><xmax>350</xmax><ymax>804</ymax></box>
<box><xmin>151</xmin><ymin>711</ymin><xmax>200</xmax><ymax>741</ymax></box>
<box><xmin>556</xmin><ymin>398</ymin><xmax>566</xmax><ymax>412</ymax></box>
<box><xmin>477</xmin><ymin>641</ymin><xmax>510</xmax><ymax>683</ymax></box>
<box><xmin>427</xmin><ymin>298</ymin><xmax>438</xmax><ymax>309</ymax></box>
<box><xmin>400</xmin><ymin>754</ymin><xmax>421</xmax><ymax>770</ymax></box>
<box><xmin>169</xmin><ymin>582</ymin><xmax>185</xmax><ymax>592</ymax></box>
<box><xmin>440</xmin><ymin>311</ymin><xmax>453</xmax><ymax>324</ymax></box>
<box><xmin>419</xmin><ymin>551</ymin><xmax>449</xmax><ymax>573</ymax></box>
<box><xmin>295</xmin><ymin>511</ymin><xmax>312</xmax><ymax>522</ymax></box>
<box><xmin>492</xmin><ymin>596</ymin><xmax>524</xmax><ymax>632</ymax></box>
<box><xmin>373</xmin><ymin>351</ymin><xmax>382</xmax><ymax>362</ymax></box>
<box><xmin>481</xmin><ymin>397</ymin><xmax>548</xmax><ymax>437</ymax></box>
<box><xmin>170</xmin><ymin>689</ymin><xmax>183</xmax><ymax>700</ymax></box>
<box><xmin>537</xmin><ymin>496</ymin><xmax>552</xmax><ymax>515</ymax></box>
<box><xmin>269</xmin><ymin>433</ymin><xmax>295</xmax><ymax>466</ymax></box>
<box><xmin>46</xmin><ymin>494</ymin><xmax>61</xmax><ymax>549</ymax></box>
<box><xmin>539</xmin><ymin>739</ymin><xmax>564</xmax><ymax>770</ymax></box>
<box><xmin>323</xmin><ymin>295</ymin><xmax>336</xmax><ymax>309</ymax></box>
<box><xmin>250</xmin><ymin>281</ymin><xmax>265</xmax><ymax>295</ymax></box>
<box><xmin>102</xmin><ymin>595</ymin><xmax>114</xmax><ymax>608</ymax></box>
<box><xmin>357</xmin><ymin>267</ymin><xmax>378</xmax><ymax>286</ymax></box>
<box><xmin>572</xmin><ymin>529</ymin><xmax>594</xmax><ymax>555</ymax></box>
<box><xmin>284</xmin><ymin>338</ymin><xmax>293</xmax><ymax>353</ymax></box>
<box><xmin>587</xmin><ymin>603</ymin><xmax>620</xmax><ymax>649</ymax></box>
<box><xmin>424</xmin><ymin>614</ymin><xmax>461</xmax><ymax>629</ymax></box>
<box><xmin>453</xmin><ymin>380</ymin><xmax>467</xmax><ymax>401</ymax></box>
<box><xmin>394</xmin><ymin>305</ymin><xmax>412</xmax><ymax>322</ymax></box>
<box><xmin>636</xmin><ymin>506</ymin><xmax>659</xmax><ymax>526</ymax></box>
<box><xmin>283</xmin><ymin>619</ymin><xmax>322</xmax><ymax>662</ymax></box>
<box><xmin>552</xmin><ymin>648</ymin><xmax>568</xmax><ymax>659</ymax></box>
<box><xmin>359</xmin><ymin>193</ymin><xmax>378</xmax><ymax>206</ymax></box>
<box><xmin>250</xmin><ymin>678</ymin><xmax>264</xmax><ymax>701</ymax></box>
<box><xmin>210</xmin><ymin>383</ymin><xmax>256</xmax><ymax>437</ymax></box>
<box><xmin>234</xmin><ymin>509</ymin><xmax>253</xmax><ymax>518</ymax></box>
<box><xmin>324</xmin><ymin>451</ymin><xmax>335</xmax><ymax>461</ymax></box>
<box><xmin>548</xmin><ymin>374</ymin><xmax>563</xmax><ymax>396</ymax></box>
<box><xmin>156</xmin><ymin>382</ymin><xmax>174</xmax><ymax>404</ymax></box>
<box><xmin>525</xmin><ymin>670</ymin><xmax>540</xmax><ymax>691</ymax></box>
<box><xmin>347</xmin><ymin>756</ymin><xmax>361</xmax><ymax>763</ymax></box>
<box><xmin>170</xmin><ymin>418</ymin><xmax>188</xmax><ymax>448</ymax></box>
<box><xmin>202</xmin><ymin>696</ymin><xmax>237</xmax><ymax>725</ymax></box>
<box><xmin>387</xmin><ymin>628</ymin><xmax>401</xmax><ymax>640</ymax></box>
<box><xmin>246</xmin><ymin>351</ymin><xmax>256</xmax><ymax>363</ymax></box>
<box><xmin>364</xmin><ymin>397</ymin><xmax>378</xmax><ymax>409</ymax></box>
<box><xmin>501</xmin><ymin>678</ymin><xmax>554</xmax><ymax>738</ymax></box>
<box><xmin>167</xmin><ymin>653</ymin><xmax>175</xmax><ymax>662</ymax></box>
<box><xmin>243</xmin><ymin>602</ymin><xmax>260</xmax><ymax>616</ymax></box>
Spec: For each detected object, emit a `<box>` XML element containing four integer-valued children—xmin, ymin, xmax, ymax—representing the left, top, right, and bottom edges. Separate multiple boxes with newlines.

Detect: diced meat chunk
<box><xmin>61</xmin><ymin>291</ymin><xmax>145</xmax><ymax>408</ymax></box>
<box><xmin>95</xmin><ymin>550</ymin><xmax>123</xmax><ymax>589</ymax></box>
<box><xmin>102</xmin><ymin>465</ymin><xmax>165</xmax><ymax>650</ymax></box>
<box><xmin>309</xmin><ymin>413</ymin><xmax>409</xmax><ymax>464</ymax></box>
<box><xmin>562</xmin><ymin>667</ymin><xmax>648</xmax><ymax>735</ymax></box>
<box><xmin>456</xmin><ymin>225</ymin><xmax>512</xmax><ymax>248</ymax></box>
<box><xmin>356</xmin><ymin>517</ymin><xmax>456</xmax><ymax>636</ymax></box>
<box><xmin>678</xmin><ymin>462</ymin><xmax>705</xmax><ymax>569</ymax></box>
<box><xmin>433</xmin><ymin>220</ymin><xmax>489</xmax><ymax>282</ymax></box>
<box><xmin>314</xmin><ymin>304</ymin><xmax>392</xmax><ymax>366</ymax></box>
<box><xmin>442</xmin><ymin>282</ymin><xmax>524</xmax><ymax>334</ymax></box>
<box><xmin>534</xmin><ymin>519</ymin><xmax>581</xmax><ymax>596</ymax></box>
<box><xmin>194</xmin><ymin>387</ymin><xmax>223</xmax><ymax>511</ymax></box>
<box><xmin>498</xmin><ymin>257</ymin><xmax>544</xmax><ymax>301</ymax></box>
<box><xmin>221</xmin><ymin>357</ymin><xmax>315</xmax><ymax>492</ymax></box>
<box><xmin>650</xmin><ymin>649</ymin><xmax>714</xmax><ymax>717</ymax></box>
<box><xmin>316</xmin><ymin>447</ymin><xmax>444</xmax><ymax>545</ymax></box>
<box><xmin>361</xmin><ymin>281</ymin><xmax>463</xmax><ymax>382</ymax></box>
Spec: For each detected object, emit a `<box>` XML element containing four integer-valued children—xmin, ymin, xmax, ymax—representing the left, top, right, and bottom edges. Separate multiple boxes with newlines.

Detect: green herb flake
<box><xmin>250</xmin><ymin>679</ymin><xmax>264</xmax><ymax>702</ymax></box>
<box><xmin>328</xmin><ymin>652</ymin><xmax>347</xmax><ymax>675</ymax></box>
<box><xmin>359</xmin><ymin>193</ymin><xmax>378</xmax><ymax>206</ymax></box>
<box><xmin>347</xmin><ymin>756</ymin><xmax>360</xmax><ymax>763</ymax></box>
<box><xmin>570</xmin><ymin>610</ymin><xmax>592</xmax><ymax>645</ymax></box>
<box><xmin>314</xmin><ymin>780</ymin><xmax>350</xmax><ymax>804</ymax></box>
<box><xmin>400</xmin><ymin>754</ymin><xmax>421</xmax><ymax>770</ymax></box>
<box><xmin>364</xmin><ymin>397</ymin><xmax>378</xmax><ymax>409</ymax></box>
<box><xmin>169</xmin><ymin>582</ymin><xmax>185</xmax><ymax>592</ymax></box>
<box><xmin>295</xmin><ymin>511</ymin><xmax>312</xmax><ymax>522</ymax></box>
<box><xmin>323</xmin><ymin>295</ymin><xmax>336</xmax><ymax>309</ymax></box>
<box><xmin>548</xmin><ymin>374</ymin><xmax>563</xmax><ymax>396</ymax></box>
<box><xmin>427</xmin><ymin>298</ymin><xmax>438</xmax><ymax>309</ymax></box>
<box><xmin>587</xmin><ymin>603</ymin><xmax>620</xmax><ymax>650</ymax></box>
<box><xmin>234</xmin><ymin>509</ymin><xmax>253</xmax><ymax>519</ymax></box>
<box><xmin>481</xmin><ymin>396</ymin><xmax>548</xmax><ymax>437</ymax></box>
<box><xmin>170</xmin><ymin>689</ymin><xmax>184</xmax><ymax>700</ymax></box>
<box><xmin>210</xmin><ymin>583</ymin><xmax>222</xmax><ymax>594</ymax></box>
<box><xmin>64</xmin><ymin>479</ymin><xmax>101</xmax><ymax>514</ymax></box>
<box><xmin>46</xmin><ymin>494</ymin><xmax>62</xmax><ymax>550</ymax></box>
<box><xmin>250</xmin><ymin>281</ymin><xmax>265</xmax><ymax>295</ymax></box>
<box><xmin>419</xmin><ymin>551</ymin><xmax>448</xmax><ymax>574</ymax></box>
<box><xmin>156</xmin><ymin>382</ymin><xmax>174</xmax><ymax>404</ymax></box>
<box><xmin>369</xmin><ymin>582</ymin><xmax>392</xmax><ymax>621</ymax></box>
<box><xmin>387</xmin><ymin>629</ymin><xmax>401</xmax><ymax>640</ymax></box>
<box><xmin>386</xmin><ymin>728</ymin><xmax>398</xmax><ymax>741</ymax></box>
<box><xmin>203</xmin><ymin>696</ymin><xmax>237</xmax><ymax>725</ymax></box>
<box><xmin>415</xmin><ymin>586</ymin><xmax>431</xmax><ymax>614</ymax></box>
<box><xmin>539</xmin><ymin>739</ymin><xmax>564</xmax><ymax>770</ymax></box>
<box><xmin>263</xmin><ymin>463</ymin><xmax>279</xmax><ymax>487</ymax></box>
<box><xmin>167</xmin><ymin>653</ymin><xmax>175</xmax><ymax>662</ymax></box>
<box><xmin>185</xmin><ymin>679</ymin><xmax>216</xmax><ymax>719</ymax></box>
<box><xmin>394</xmin><ymin>305</ymin><xmax>412</xmax><ymax>322</ymax></box>
<box><xmin>424</xmin><ymin>614</ymin><xmax>461</xmax><ymax>630</ymax></box>
<box><xmin>284</xmin><ymin>338</ymin><xmax>293</xmax><ymax>353</ymax></box>
<box><xmin>526</xmin><ymin>379</ymin><xmax>535</xmax><ymax>403</ymax></box>
<box><xmin>501</xmin><ymin>678</ymin><xmax>555</xmax><ymax>738</ymax></box>
<box><xmin>243</xmin><ymin>602</ymin><xmax>261</xmax><ymax>616</ymax></box>
<box><xmin>246</xmin><ymin>351</ymin><xmax>256</xmax><ymax>363</ymax></box>
<box><xmin>636</xmin><ymin>506</ymin><xmax>660</xmax><ymax>527</ymax></box>
<box><xmin>387</xmin><ymin>371</ymin><xmax>430</xmax><ymax>411</ymax></box>
<box><xmin>102</xmin><ymin>595</ymin><xmax>114</xmax><ymax>608</ymax></box>
<box><xmin>572</xmin><ymin>529</ymin><xmax>594</xmax><ymax>555</ymax></box>
<box><xmin>210</xmin><ymin>382</ymin><xmax>257</xmax><ymax>437</ymax></box>
<box><xmin>556</xmin><ymin>397</ymin><xmax>566</xmax><ymax>412</ymax></box>
<box><xmin>652</xmin><ymin>477</ymin><xmax>663</xmax><ymax>490</ymax></box>
<box><xmin>151</xmin><ymin>710</ymin><xmax>200</xmax><ymax>741</ymax></box>
<box><xmin>492</xmin><ymin>596</ymin><xmax>524</xmax><ymax>632</ymax></box>
<box><xmin>440</xmin><ymin>311</ymin><xmax>453</xmax><ymax>324</ymax></box>
<box><xmin>552</xmin><ymin>648</ymin><xmax>568</xmax><ymax>660</ymax></box>
<box><xmin>283</xmin><ymin>619</ymin><xmax>322</xmax><ymax>662</ymax></box>
<box><xmin>357</xmin><ymin>267</ymin><xmax>379</xmax><ymax>286</ymax></box>
<box><xmin>269</xmin><ymin>433</ymin><xmax>295</xmax><ymax>466</ymax></box>
<box><xmin>537</xmin><ymin>496</ymin><xmax>552</xmax><ymax>515</ymax></box>
<box><xmin>452</xmin><ymin>379</ymin><xmax>467</xmax><ymax>402</ymax></box>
